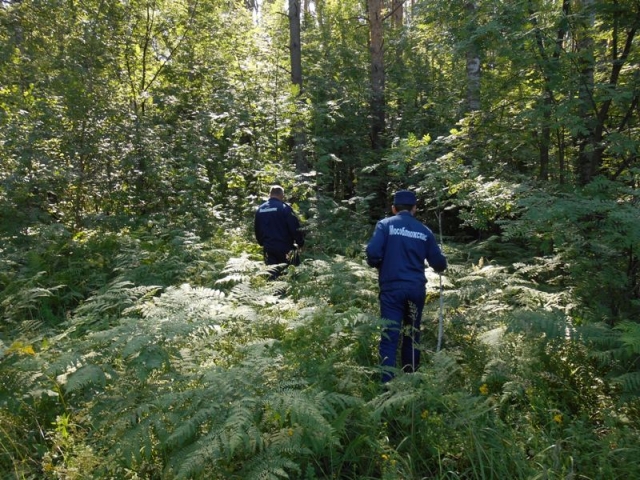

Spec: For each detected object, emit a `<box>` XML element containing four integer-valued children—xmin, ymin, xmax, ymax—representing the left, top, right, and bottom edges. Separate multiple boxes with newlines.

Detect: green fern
<box><xmin>237</xmin><ymin>442</ymin><xmax>306</xmax><ymax>480</ymax></box>
<box><xmin>506</xmin><ymin>309</ymin><xmax>569</xmax><ymax>340</ymax></box>
<box><xmin>613</xmin><ymin>372</ymin><xmax>640</xmax><ymax>395</ymax></box>
<box><xmin>68</xmin><ymin>279</ymin><xmax>161</xmax><ymax>334</ymax></box>
<box><xmin>4</xmin><ymin>219</ymin><xmax>640</xmax><ymax>480</ymax></box>
<box><xmin>584</xmin><ymin>321</ymin><xmax>640</xmax><ymax>397</ymax></box>
<box><xmin>215</xmin><ymin>253</ymin><xmax>264</xmax><ymax>286</ymax></box>
<box><xmin>0</xmin><ymin>271</ymin><xmax>62</xmax><ymax>324</ymax></box>
<box><xmin>64</xmin><ymin>364</ymin><xmax>107</xmax><ymax>393</ymax></box>
<box><xmin>617</xmin><ymin>321</ymin><xmax>640</xmax><ymax>355</ymax></box>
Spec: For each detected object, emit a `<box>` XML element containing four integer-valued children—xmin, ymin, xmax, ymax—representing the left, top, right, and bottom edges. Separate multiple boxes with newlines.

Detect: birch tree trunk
<box><xmin>465</xmin><ymin>1</ymin><xmax>481</xmax><ymax>112</ymax></box>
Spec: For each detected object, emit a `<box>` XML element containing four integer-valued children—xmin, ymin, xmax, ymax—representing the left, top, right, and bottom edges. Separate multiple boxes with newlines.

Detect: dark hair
<box><xmin>270</xmin><ymin>185</ymin><xmax>285</xmax><ymax>197</ymax></box>
<box><xmin>394</xmin><ymin>204</ymin><xmax>414</xmax><ymax>212</ymax></box>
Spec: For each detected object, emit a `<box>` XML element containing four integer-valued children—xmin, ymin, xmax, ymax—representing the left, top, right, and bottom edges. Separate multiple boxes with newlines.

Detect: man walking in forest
<box><xmin>254</xmin><ymin>185</ymin><xmax>305</xmax><ymax>279</ymax></box>
<box><xmin>366</xmin><ymin>190</ymin><xmax>447</xmax><ymax>383</ymax></box>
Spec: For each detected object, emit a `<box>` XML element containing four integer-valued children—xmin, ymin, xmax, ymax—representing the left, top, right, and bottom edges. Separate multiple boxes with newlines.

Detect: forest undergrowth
<box><xmin>1</xmin><ymin>214</ymin><xmax>640</xmax><ymax>479</ymax></box>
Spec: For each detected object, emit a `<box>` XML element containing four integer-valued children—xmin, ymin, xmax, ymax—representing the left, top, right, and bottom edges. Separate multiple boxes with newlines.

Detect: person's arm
<box><xmin>285</xmin><ymin>205</ymin><xmax>304</xmax><ymax>248</ymax></box>
<box><xmin>294</xmin><ymin>216</ymin><xmax>305</xmax><ymax>248</ymax></box>
<box><xmin>425</xmin><ymin>235</ymin><xmax>447</xmax><ymax>273</ymax></box>
<box><xmin>366</xmin><ymin>222</ymin><xmax>386</xmax><ymax>268</ymax></box>
<box><xmin>254</xmin><ymin>211</ymin><xmax>263</xmax><ymax>246</ymax></box>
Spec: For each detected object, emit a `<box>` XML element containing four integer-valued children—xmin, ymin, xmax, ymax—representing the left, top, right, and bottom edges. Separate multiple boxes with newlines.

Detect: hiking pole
<box><xmin>436</xmin><ymin>208</ymin><xmax>445</xmax><ymax>352</ymax></box>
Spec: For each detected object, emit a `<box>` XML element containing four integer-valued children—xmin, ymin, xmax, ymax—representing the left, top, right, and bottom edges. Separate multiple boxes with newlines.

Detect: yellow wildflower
<box><xmin>479</xmin><ymin>384</ymin><xmax>489</xmax><ymax>395</ymax></box>
<box><xmin>8</xmin><ymin>342</ymin><xmax>35</xmax><ymax>356</ymax></box>
<box><xmin>553</xmin><ymin>414</ymin><xmax>563</xmax><ymax>424</ymax></box>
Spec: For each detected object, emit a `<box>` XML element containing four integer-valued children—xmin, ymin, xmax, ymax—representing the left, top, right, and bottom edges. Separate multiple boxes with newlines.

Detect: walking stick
<box><xmin>436</xmin><ymin>209</ymin><xmax>444</xmax><ymax>352</ymax></box>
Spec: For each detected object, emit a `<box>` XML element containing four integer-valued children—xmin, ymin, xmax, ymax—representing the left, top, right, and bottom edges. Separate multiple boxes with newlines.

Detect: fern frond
<box><xmin>64</xmin><ymin>364</ymin><xmax>107</xmax><ymax>393</ymax></box>
<box><xmin>222</xmin><ymin>254</ymin><xmax>263</xmax><ymax>274</ymax></box>
<box><xmin>164</xmin><ymin>406</ymin><xmax>222</xmax><ymax>452</ymax></box>
<box><xmin>459</xmin><ymin>264</ymin><xmax>508</xmax><ymax>282</ymax></box>
<box><xmin>611</xmin><ymin>371</ymin><xmax>640</xmax><ymax>396</ymax></box>
<box><xmin>264</xmin><ymin>389</ymin><xmax>334</xmax><ymax>441</ymax></box>
<box><xmin>14</xmin><ymin>319</ymin><xmax>45</xmax><ymax>336</ymax></box>
<box><xmin>369</xmin><ymin>388</ymin><xmax>421</xmax><ymax>421</ymax></box>
<box><xmin>1</xmin><ymin>281</ymin><xmax>62</xmax><ymax>324</ymax></box>
<box><xmin>240</xmin><ymin>449</ymin><xmax>304</xmax><ymax>480</ymax></box>
<box><xmin>580</xmin><ymin>323</ymin><xmax>620</xmax><ymax>350</ymax></box>
<box><xmin>506</xmin><ymin>309</ymin><xmax>569</xmax><ymax>339</ymax></box>
<box><xmin>170</xmin><ymin>431</ymin><xmax>226</xmax><ymax>479</ymax></box>
<box><xmin>214</xmin><ymin>254</ymin><xmax>263</xmax><ymax>286</ymax></box>
<box><xmin>69</xmin><ymin>280</ymin><xmax>161</xmax><ymax>333</ymax></box>
<box><xmin>617</xmin><ymin>321</ymin><xmax>640</xmax><ymax>355</ymax></box>
<box><xmin>230</xmin><ymin>282</ymin><xmax>281</xmax><ymax>307</ymax></box>
<box><xmin>431</xmin><ymin>350</ymin><xmax>463</xmax><ymax>386</ymax></box>
<box><xmin>221</xmin><ymin>399</ymin><xmax>263</xmax><ymax>458</ymax></box>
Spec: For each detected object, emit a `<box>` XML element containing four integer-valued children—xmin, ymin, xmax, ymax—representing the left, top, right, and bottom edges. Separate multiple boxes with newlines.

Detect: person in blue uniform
<box><xmin>254</xmin><ymin>185</ymin><xmax>305</xmax><ymax>279</ymax></box>
<box><xmin>366</xmin><ymin>190</ymin><xmax>447</xmax><ymax>382</ymax></box>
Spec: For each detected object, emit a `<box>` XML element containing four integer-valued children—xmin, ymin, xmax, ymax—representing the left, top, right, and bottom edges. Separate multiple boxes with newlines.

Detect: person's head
<box><xmin>269</xmin><ymin>185</ymin><xmax>285</xmax><ymax>200</ymax></box>
<box><xmin>392</xmin><ymin>190</ymin><xmax>417</xmax><ymax>215</ymax></box>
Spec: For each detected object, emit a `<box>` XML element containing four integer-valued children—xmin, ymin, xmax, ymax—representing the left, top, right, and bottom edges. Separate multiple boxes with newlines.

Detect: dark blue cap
<box><xmin>393</xmin><ymin>190</ymin><xmax>417</xmax><ymax>205</ymax></box>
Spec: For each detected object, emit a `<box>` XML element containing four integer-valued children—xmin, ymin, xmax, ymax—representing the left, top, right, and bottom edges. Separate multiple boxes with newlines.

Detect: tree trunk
<box><xmin>368</xmin><ymin>0</ymin><xmax>385</xmax><ymax>150</ymax></box>
<box><xmin>391</xmin><ymin>0</ymin><xmax>403</xmax><ymax>28</ymax></box>
<box><xmin>364</xmin><ymin>0</ymin><xmax>388</xmax><ymax>219</ymax></box>
<box><xmin>465</xmin><ymin>50</ymin><xmax>481</xmax><ymax>112</ymax></box>
<box><xmin>529</xmin><ymin>0</ymin><xmax>570</xmax><ymax>181</ymax></box>
<box><xmin>464</xmin><ymin>1</ymin><xmax>480</xmax><ymax>113</ymax></box>
<box><xmin>288</xmin><ymin>0</ymin><xmax>308</xmax><ymax>173</ymax></box>
<box><xmin>289</xmin><ymin>0</ymin><xmax>303</xmax><ymax>90</ymax></box>
<box><xmin>575</xmin><ymin>0</ymin><xmax>597</xmax><ymax>185</ymax></box>
<box><xmin>575</xmin><ymin>0</ymin><xmax>637</xmax><ymax>185</ymax></box>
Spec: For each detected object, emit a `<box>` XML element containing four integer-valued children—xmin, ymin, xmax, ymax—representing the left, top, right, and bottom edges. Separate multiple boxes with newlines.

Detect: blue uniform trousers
<box><xmin>379</xmin><ymin>286</ymin><xmax>426</xmax><ymax>383</ymax></box>
<box><xmin>264</xmin><ymin>248</ymin><xmax>300</xmax><ymax>280</ymax></box>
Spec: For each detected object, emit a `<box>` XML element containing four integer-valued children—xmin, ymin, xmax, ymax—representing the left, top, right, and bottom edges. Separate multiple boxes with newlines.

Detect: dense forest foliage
<box><xmin>1</xmin><ymin>0</ymin><xmax>640</xmax><ymax>478</ymax></box>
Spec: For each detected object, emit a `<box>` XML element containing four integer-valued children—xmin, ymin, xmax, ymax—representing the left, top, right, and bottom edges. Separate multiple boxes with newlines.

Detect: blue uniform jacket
<box><xmin>366</xmin><ymin>211</ymin><xmax>447</xmax><ymax>289</ymax></box>
<box><xmin>254</xmin><ymin>198</ymin><xmax>304</xmax><ymax>255</ymax></box>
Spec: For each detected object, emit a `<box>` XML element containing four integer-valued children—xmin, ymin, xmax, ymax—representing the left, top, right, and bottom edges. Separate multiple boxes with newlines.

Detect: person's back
<box><xmin>254</xmin><ymin>185</ymin><xmax>304</xmax><ymax>274</ymax></box>
<box><xmin>366</xmin><ymin>189</ymin><xmax>447</xmax><ymax>382</ymax></box>
<box><xmin>368</xmin><ymin>210</ymin><xmax>446</xmax><ymax>289</ymax></box>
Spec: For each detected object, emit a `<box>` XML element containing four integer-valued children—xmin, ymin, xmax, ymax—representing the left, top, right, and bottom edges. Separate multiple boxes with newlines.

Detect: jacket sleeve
<box><xmin>254</xmin><ymin>210</ymin><xmax>263</xmax><ymax>246</ymax></box>
<box><xmin>365</xmin><ymin>222</ymin><xmax>386</xmax><ymax>268</ymax></box>
<box><xmin>425</xmin><ymin>236</ymin><xmax>447</xmax><ymax>273</ymax></box>
<box><xmin>285</xmin><ymin>206</ymin><xmax>305</xmax><ymax>248</ymax></box>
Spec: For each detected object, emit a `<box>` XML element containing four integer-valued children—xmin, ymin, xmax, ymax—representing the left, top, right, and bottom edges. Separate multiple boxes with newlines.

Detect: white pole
<box><xmin>436</xmin><ymin>209</ymin><xmax>444</xmax><ymax>352</ymax></box>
